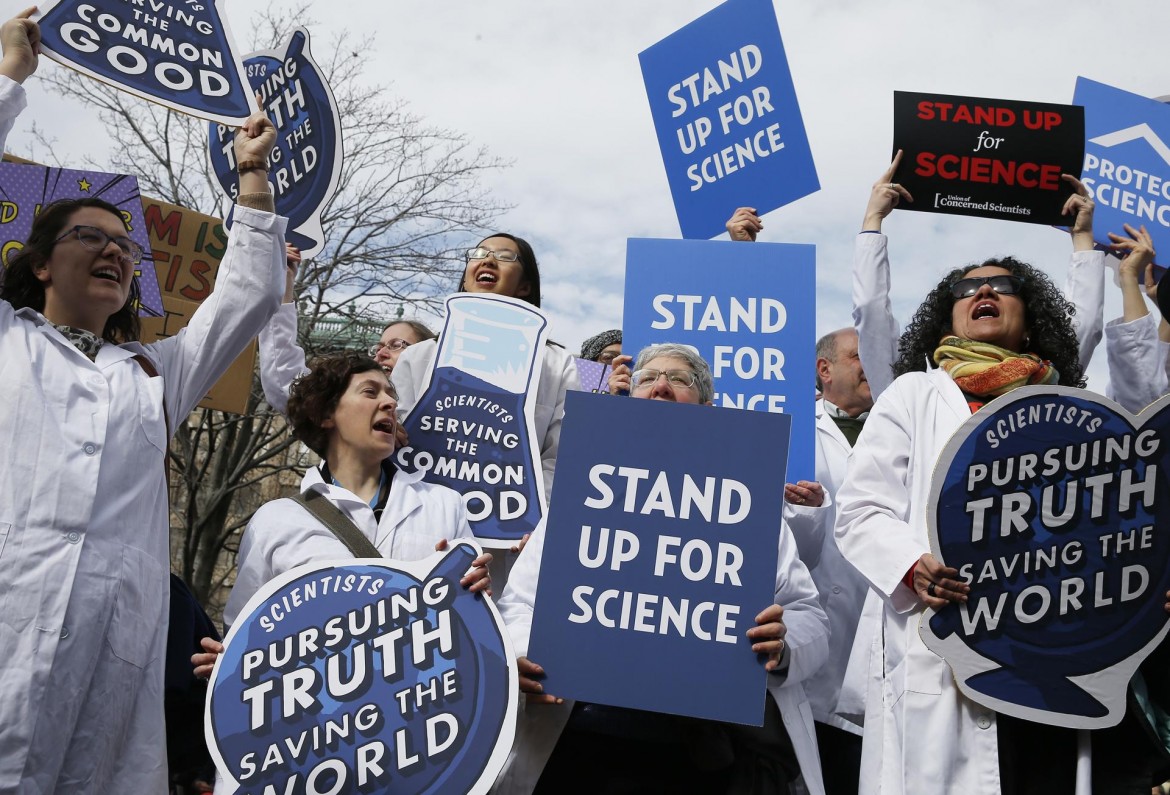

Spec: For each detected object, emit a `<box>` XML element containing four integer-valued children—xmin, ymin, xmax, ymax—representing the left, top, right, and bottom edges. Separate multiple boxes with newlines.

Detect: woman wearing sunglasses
<box><xmin>0</xmin><ymin>10</ymin><xmax>286</xmax><ymax>793</ymax></box>
<box><xmin>835</xmin><ymin>176</ymin><xmax>1170</xmax><ymax>791</ymax></box>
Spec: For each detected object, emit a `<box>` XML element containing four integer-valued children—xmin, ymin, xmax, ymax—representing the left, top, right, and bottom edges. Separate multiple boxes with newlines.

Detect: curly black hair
<box><xmin>287</xmin><ymin>352</ymin><xmax>389</xmax><ymax>457</ymax></box>
<box><xmin>0</xmin><ymin>197</ymin><xmax>142</xmax><ymax>343</ymax></box>
<box><xmin>892</xmin><ymin>256</ymin><xmax>1086</xmax><ymax>388</ymax></box>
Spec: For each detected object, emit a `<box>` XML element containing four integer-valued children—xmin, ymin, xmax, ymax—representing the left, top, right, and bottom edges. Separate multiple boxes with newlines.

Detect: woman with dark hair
<box><xmin>392</xmin><ymin>232</ymin><xmax>580</xmax><ymax>504</ymax></box>
<box><xmin>194</xmin><ymin>352</ymin><xmax>489</xmax><ymax>669</ymax></box>
<box><xmin>835</xmin><ymin>188</ymin><xmax>1170</xmax><ymax>792</ymax></box>
<box><xmin>0</xmin><ymin>10</ymin><xmax>286</xmax><ymax>793</ymax></box>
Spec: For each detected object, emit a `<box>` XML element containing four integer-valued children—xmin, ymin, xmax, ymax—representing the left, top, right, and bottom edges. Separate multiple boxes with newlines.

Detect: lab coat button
<box><xmin>976</xmin><ymin>713</ymin><xmax>992</xmax><ymax>729</ymax></box>
<box><xmin>60</xmin><ymin>626</ymin><xmax>69</xmax><ymax>639</ymax></box>
<box><xmin>832</xmin><ymin>586</ymin><xmax>842</xmax><ymax>594</ymax></box>
<box><xmin>83</xmin><ymin>443</ymin><xmax>97</xmax><ymax>456</ymax></box>
<box><xmin>66</xmin><ymin>531</ymin><xmax>81</xmax><ymax>544</ymax></box>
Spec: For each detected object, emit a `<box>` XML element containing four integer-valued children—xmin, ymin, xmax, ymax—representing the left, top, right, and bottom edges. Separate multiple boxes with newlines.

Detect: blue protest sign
<box><xmin>1075</xmin><ymin>78</ymin><xmax>1170</xmax><ymax>265</ymax></box>
<box><xmin>622</xmin><ymin>237</ymin><xmax>814</xmax><ymax>481</ymax></box>
<box><xmin>922</xmin><ymin>387</ymin><xmax>1170</xmax><ymax>729</ymax></box>
<box><xmin>0</xmin><ymin>162</ymin><xmax>163</xmax><ymax>317</ymax></box>
<box><xmin>207</xmin><ymin>543</ymin><xmax>517</xmax><ymax>795</ymax></box>
<box><xmin>394</xmin><ymin>295</ymin><xmax>549</xmax><ymax>548</ymax></box>
<box><xmin>638</xmin><ymin>0</ymin><xmax>818</xmax><ymax>239</ymax></box>
<box><xmin>209</xmin><ymin>28</ymin><xmax>343</xmax><ymax>256</ymax></box>
<box><xmin>528</xmin><ymin>391</ymin><xmax>791</xmax><ymax>725</ymax></box>
<box><xmin>35</xmin><ymin>0</ymin><xmax>256</xmax><ymax>125</ymax></box>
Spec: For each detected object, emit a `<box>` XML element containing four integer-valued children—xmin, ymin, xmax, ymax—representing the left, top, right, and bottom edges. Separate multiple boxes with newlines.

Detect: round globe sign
<box><xmin>922</xmin><ymin>387</ymin><xmax>1170</xmax><ymax>729</ymax></box>
<box><xmin>206</xmin><ymin>542</ymin><xmax>516</xmax><ymax>795</ymax></box>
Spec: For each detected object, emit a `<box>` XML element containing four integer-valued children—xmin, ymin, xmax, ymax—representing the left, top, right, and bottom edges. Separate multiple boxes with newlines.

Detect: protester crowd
<box><xmin>1</xmin><ymin>7</ymin><xmax>1169</xmax><ymax>795</ymax></box>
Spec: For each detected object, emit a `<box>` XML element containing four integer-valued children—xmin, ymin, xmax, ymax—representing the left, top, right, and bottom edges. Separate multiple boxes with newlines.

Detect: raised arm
<box><xmin>1061</xmin><ymin>175</ymin><xmax>1106</xmax><ymax>372</ymax></box>
<box><xmin>852</xmin><ymin>152</ymin><xmax>909</xmax><ymax>398</ymax></box>
<box><xmin>1103</xmin><ymin>224</ymin><xmax>1168</xmax><ymax>411</ymax></box>
<box><xmin>142</xmin><ymin>111</ymin><xmax>286</xmax><ymax>422</ymax></box>
<box><xmin>0</xmin><ymin>8</ymin><xmax>39</xmax><ymax>152</ymax></box>
<box><xmin>258</xmin><ymin>246</ymin><xmax>309</xmax><ymax>414</ymax></box>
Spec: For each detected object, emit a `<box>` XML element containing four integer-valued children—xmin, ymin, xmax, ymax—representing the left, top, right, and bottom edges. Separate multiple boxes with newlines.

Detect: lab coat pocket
<box><xmin>135</xmin><ymin>371</ymin><xmax>168</xmax><ymax>454</ymax></box>
<box><xmin>905</xmin><ymin>615</ymin><xmax>945</xmax><ymax>695</ymax></box>
<box><xmin>106</xmin><ymin>545</ymin><xmax>167</xmax><ymax>668</ymax></box>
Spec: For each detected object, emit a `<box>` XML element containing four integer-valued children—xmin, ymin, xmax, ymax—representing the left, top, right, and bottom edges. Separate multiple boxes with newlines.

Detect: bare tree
<box><xmin>30</xmin><ymin>4</ymin><xmax>508</xmax><ymax>615</ymax></box>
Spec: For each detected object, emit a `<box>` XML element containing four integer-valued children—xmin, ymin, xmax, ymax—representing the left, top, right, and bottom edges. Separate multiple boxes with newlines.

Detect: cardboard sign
<box><xmin>35</xmin><ymin>0</ymin><xmax>257</xmax><ymax>125</ymax></box>
<box><xmin>892</xmin><ymin>91</ymin><xmax>1084</xmax><ymax>225</ymax></box>
<box><xmin>0</xmin><ymin>161</ymin><xmax>164</xmax><ymax>317</ymax></box>
<box><xmin>572</xmin><ymin>357</ymin><xmax>613</xmax><ymax>394</ymax></box>
<box><xmin>922</xmin><ymin>387</ymin><xmax>1170</xmax><ymax>729</ymax></box>
<box><xmin>622</xmin><ymin>237</ymin><xmax>814</xmax><ymax>481</ymax></box>
<box><xmin>139</xmin><ymin>197</ymin><xmax>255</xmax><ymax>414</ymax></box>
<box><xmin>209</xmin><ymin>28</ymin><xmax>343</xmax><ymax>256</ymax></box>
<box><xmin>394</xmin><ymin>295</ymin><xmax>549</xmax><ymax>548</ymax></box>
<box><xmin>528</xmin><ymin>392</ymin><xmax>791</xmax><ymax>725</ymax></box>
<box><xmin>1076</xmin><ymin>78</ymin><xmax>1170</xmax><ymax>265</ymax></box>
<box><xmin>638</xmin><ymin>0</ymin><xmax>818</xmax><ymax>239</ymax></box>
<box><xmin>207</xmin><ymin>544</ymin><xmax>517</xmax><ymax>795</ymax></box>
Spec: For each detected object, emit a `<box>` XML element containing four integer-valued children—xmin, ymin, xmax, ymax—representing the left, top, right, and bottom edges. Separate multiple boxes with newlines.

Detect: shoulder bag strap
<box><xmin>290</xmin><ymin>489</ymin><xmax>383</xmax><ymax>559</ymax></box>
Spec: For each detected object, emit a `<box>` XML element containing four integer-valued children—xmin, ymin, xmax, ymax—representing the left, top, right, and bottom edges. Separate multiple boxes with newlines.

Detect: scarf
<box><xmin>933</xmin><ymin>336</ymin><xmax>1058</xmax><ymax>405</ymax></box>
<box><xmin>51</xmin><ymin>323</ymin><xmax>104</xmax><ymax>361</ymax></box>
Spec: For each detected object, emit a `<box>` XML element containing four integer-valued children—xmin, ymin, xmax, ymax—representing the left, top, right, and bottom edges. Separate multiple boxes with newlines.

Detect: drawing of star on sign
<box><xmin>922</xmin><ymin>386</ymin><xmax>1170</xmax><ymax>730</ymax></box>
<box><xmin>77</xmin><ymin>178</ymin><xmax>91</xmax><ymax>192</ymax></box>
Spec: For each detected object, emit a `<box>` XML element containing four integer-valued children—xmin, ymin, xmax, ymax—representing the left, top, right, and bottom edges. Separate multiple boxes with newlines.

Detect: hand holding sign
<box><xmin>0</xmin><ymin>7</ymin><xmax>39</xmax><ymax>84</ymax></box>
<box><xmin>862</xmin><ymin>150</ymin><xmax>914</xmax><ymax>232</ymax></box>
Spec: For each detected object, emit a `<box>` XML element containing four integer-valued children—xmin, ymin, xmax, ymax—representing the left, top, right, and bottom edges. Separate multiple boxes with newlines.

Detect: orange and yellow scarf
<box><xmin>933</xmin><ymin>336</ymin><xmax>1058</xmax><ymax>406</ymax></box>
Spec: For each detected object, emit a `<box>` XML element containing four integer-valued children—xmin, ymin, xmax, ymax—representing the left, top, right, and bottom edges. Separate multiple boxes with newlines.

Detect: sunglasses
<box><xmin>950</xmin><ymin>275</ymin><xmax>1024</xmax><ymax>299</ymax></box>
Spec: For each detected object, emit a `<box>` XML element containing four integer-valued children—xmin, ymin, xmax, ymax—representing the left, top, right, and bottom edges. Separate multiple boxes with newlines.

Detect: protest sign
<box><xmin>1075</xmin><ymin>77</ymin><xmax>1170</xmax><ymax>265</ymax></box>
<box><xmin>892</xmin><ymin>91</ymin><xmax>1083</xmax><ymax>225</ymax></box>
<box><xmin>638</xmin><ymin>0</ymin><xmax>818</xmax><ymax>239</ymax></box>
<box><xmin>394</xmin><ymin>295</ymin><xmax>548</xmax><ymax>548</ymax></box>
<box><xmin>0</xmin><ymin>161</ymin><xmax>163</xmax><ymax>317</ymax></box>
<box><xmin>138</xmin><ymin>197</ymin><xmax>255</xmax><ymax>414</ymax></box>
<box><xmin>528</xmin><ymin>392</ymin><xmax>791</xmax><ymax>725</ymax></box>
<box><xmin>207</xmin><ymin>543</ymin><xmax>516</xmax><ymax>795</ymax></box>
<box><xmin>209</xmin><ymin>28</ymin><xmax>343</xmax><ymax>256</ymax></box>
<box><xmin>622</xmin><ymin>237</ymin><xmax>814</xmax><ymax>481</ymax></box>
<box><xmin>572</xmin><ymin>357</ymin><xmax>613</xmax><ymax>394</ymax></box>
<box><xmin>35</xmin><ymin>0</ymin><xmax>257</xmax><ymax>125</ymax></box>
<box><xmin>922</xmin><ymin>387</ymin><xmax>1170</xmax><ymax>729</ymax></box>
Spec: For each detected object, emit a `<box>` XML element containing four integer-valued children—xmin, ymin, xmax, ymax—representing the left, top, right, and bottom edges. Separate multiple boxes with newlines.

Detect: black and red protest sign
<box><xmin>892</xmin><ymin>92</ymin><xmax>1084</xmax><ymax>225</ymax></box>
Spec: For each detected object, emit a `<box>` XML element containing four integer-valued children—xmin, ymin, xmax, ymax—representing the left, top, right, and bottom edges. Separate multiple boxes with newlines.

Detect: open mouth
<box><xmin>373</xmin><ymin>418</ymin><xmax>396</xmax><ymax>435</ymax></box>
<box><xmin>92</xmin><ymin>267</ymin><xmax>122</xmax><ymax>282</ymax></box>
<box><xmin>972</xmin><ymin>301</ymin><xmax>999</xmax><ymax>320</ymax></box>
<box><xmin>475</xmin><ymin>271</ymin><xmax>498</xmax><ymax>285</ymax></box>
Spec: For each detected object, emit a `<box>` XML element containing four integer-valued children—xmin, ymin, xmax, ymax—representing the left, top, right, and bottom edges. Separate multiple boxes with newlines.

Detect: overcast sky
<box><xmin>15</xmin><ymin>0</ymin><xmax>1169</xmax><ymax>393</ymax></box>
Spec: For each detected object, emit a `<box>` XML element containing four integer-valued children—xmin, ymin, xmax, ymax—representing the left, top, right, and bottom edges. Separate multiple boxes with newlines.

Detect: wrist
<box><xmin>236</xmin><ymin>157</ymin><xmax>269</xmax><ymax>174</ymax></box>
<box><xmin>1070</xmin><ymin>231</ymin><xmax>1094</xmax><ymax>251</ymax></box>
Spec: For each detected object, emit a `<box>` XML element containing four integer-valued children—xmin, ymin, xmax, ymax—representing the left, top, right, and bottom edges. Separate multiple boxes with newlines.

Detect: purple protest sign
<box><xmin>0</xmin><ymin>162</ymin><xmax>163</xmax><ymax>318</ymax></box>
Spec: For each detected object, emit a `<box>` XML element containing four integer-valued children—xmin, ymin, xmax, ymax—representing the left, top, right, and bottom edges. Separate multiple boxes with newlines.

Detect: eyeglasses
<box><xmin>951</xmin><ymin>275</ymin><xmax>1024</xmax><ymax>299</ymax></box>
<box><xmin>54</xmin><ymin>225</ymin><xmax>145</xmax><ymax>265</ymax></box>
<box><xmin>631</xmin><ymin>368</ymin><xmax>698</xmax><ymax>391</ymax></box>
<box><xmin>466</xmin><ymin>246</ymin><xmax>520</xmax><ymax>263</ymax></box>
<box><xmin>368</xmin><ymin>339</ymin><xmax>412</xmax><ymax>358</ymax></box>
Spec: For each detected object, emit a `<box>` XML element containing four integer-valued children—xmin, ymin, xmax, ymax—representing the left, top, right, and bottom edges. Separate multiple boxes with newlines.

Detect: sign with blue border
<box><xmin>209</xmin><ymin>28</ymin><xmax>343</xmax><ymax>257</ymax></box>
<box><xmin>638</xmin><ymin>0</ymin><xmax>818</xmax><ymax>239</ymax></box>
<box><xmin>36</xmin><ymin>0</ymin><xmax>257</xmax><ymax>125</ymax></box>
<box><xmin>394</xmin><ymin>295</ymin><xmax>549</xmax><ymax>549</ymax></box>
<box><xmin>1075</xmin><ymin>77</ymin><xmax>1170</xmax><ymax>266</ymax></box>
<box><xmin>922</xmin><ymin>387</ymin><xmax>1170</xmax><ymax>729</ymax></box>
<box><xmin>528</xmin><ymin>392</ymin><xmax>791</xmax><ymax>726</ymax></box>
<box><xmin>622</xmin><ymin>236</ymin><xmax>814</xmax><ymax>481</ymax></box>
<box><xmin>207</xmin><ymin>543</ymin><xmax>517</xmax><ymax>795</ymax></box>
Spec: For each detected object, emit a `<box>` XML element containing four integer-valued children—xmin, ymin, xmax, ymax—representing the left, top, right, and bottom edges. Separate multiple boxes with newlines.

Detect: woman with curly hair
<box><xmin>835</xmin><ymin>171</ymin><xmax>1134</xmax><ymax>793</ymax></box>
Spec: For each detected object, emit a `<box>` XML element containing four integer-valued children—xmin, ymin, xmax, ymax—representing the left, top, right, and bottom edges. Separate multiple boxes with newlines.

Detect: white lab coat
<box><xmin>782</xmin><ymin>400</ymin><xmax>869</xmax><ymax>735</ymax></box>
<box><xmin>257</xmin><ymin>302</ymin><xmax>307</xmax><ymax>414</ymax></box>
<box><xmin>225</xmin><ymin>465</ymin><xmax>474</xmax><ymax>628</ymax></box>
<box><xmin>0</xmin><ymin>75</ymin><xmax>286</xmax><ymax>795</ymax></box>
<box><xmin>851</xmin><ymin>232</ymin><xmax>900</xmax><ymax>399</ymax></box>
<box><xmin>834</xmin><ymin>368</ymin><xmax>1091</xmax><ymax>795</ymax></box>
<box><xmin>494</xmin><ymin>518</ymin><xmax>830</xmax><ymax>795</ymax></box>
